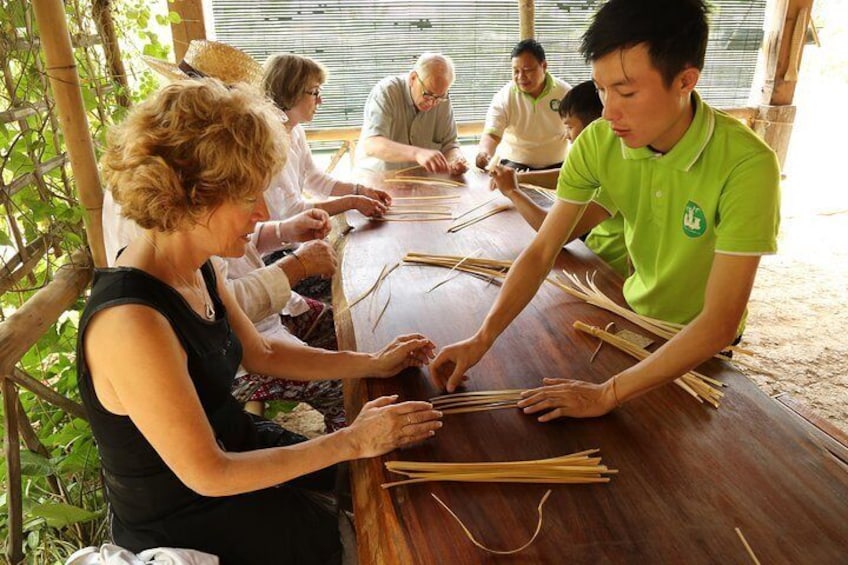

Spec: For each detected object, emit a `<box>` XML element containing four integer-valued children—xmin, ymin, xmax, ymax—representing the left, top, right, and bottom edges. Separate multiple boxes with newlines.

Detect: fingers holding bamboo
<box><xmin>350</xmin><ymin>398</ymin><xmax>441</xmax><ymax>457</ymax></box>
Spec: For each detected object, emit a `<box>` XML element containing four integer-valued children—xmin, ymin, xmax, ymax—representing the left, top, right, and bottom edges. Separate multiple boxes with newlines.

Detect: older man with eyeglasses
<box><xmin>356</xmin><ymin>52</ymin><xmax>469</xmax><ymax>174</ymax></box>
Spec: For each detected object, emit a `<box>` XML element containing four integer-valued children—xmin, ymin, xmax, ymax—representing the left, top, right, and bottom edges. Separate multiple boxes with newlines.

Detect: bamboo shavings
<box><xmin>432</xmin><ymin>489</ymin><xmax>552</xmax><ymax>555</ymax></box>
<box><xmin>447</xmin><ymin>204</ymin><xmax>512</xmax><ymax>233</ymax></box>
<box><xmin>429</xmin><ymin>389</ymin><xmax>525</xmax><ymax>414</ymax></box>
<box><xmin>426</xmin><ymin>248</ymin><xmax>483</xmax><ymax>293</ymax></box>
<box><xmin>573</xmin><ymin>320</ymin><xmax>725</xmax><ymax>408</ymax></box>
<box><xmin>384</xmin><ymin>176</ymin><xmax>464</xmax><ymax>187</ymax></box>
<box><xmin>735</xmin><ymin>527</ymin><xmax>762</xmax><ymax>565</ymax></box>
<box><xmin>382</xmin><ymin>448</ymin><xmax>617</xmax><ymax>489</ymax></box>
<box><xmin>552</xmin><ymin>271</ymin><xmax>756</xmax><ymax>364</ymax></box>
<box><xmin>336</xmin><ymin>262</ymin><xmax>400</xmax><ymax>317</ymax></box>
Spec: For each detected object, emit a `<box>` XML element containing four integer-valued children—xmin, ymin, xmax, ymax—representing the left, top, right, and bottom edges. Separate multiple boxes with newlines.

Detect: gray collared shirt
<box><xmin>356</xmin><ymin>73</ymin><xmax>460</xmax><ymax>172</ymax></box>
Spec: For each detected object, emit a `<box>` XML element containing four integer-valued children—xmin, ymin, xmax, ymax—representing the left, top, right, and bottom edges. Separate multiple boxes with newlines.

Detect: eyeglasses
<box><xmin>416</xmin><ymin>76</ymin><xmax>449</xmax><ymax>103</ymax></box>
<box><xmin>304</xmin><ymin>87</ymin><xmax>322</xmax><ymax>98</ymax></box>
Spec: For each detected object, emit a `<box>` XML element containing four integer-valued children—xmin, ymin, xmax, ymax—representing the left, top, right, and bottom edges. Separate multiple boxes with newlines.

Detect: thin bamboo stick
<box><xmin>432</xmin><ymin>489</ymin><xmax>551</xmax><ymax>555</ymax></box>
<box><xmin>452</xmin><ymin>196</ymin><xmax>499</xmax><ymax>222</ymax></box>
<box><xmin>447</xmin><ymin>204</ymin><xmax>512</xmax><ymax>233</ymax></box>
<box><xmin>384</xmin><ymin>177</ymin><xmax>464</xmax><ymax>187</ymax></box>
<box><xmin>391</xmin><ymin>164</ymin><xmax>425</xmax><ymax>176</ymax></box>
<box><xmin>392</xmin><ymin>195</ymin><xmax>461</xmax><ymax>201</ymax></box>
<box><xmin>426</xmin><ymin>249</ymin><xmax>483</xmax><ymax>293</ymax></box>
<box><xmin>735</xmin><ymin>527</ymin><xmax>762</xmax><ymax>565</ymax></box>
<box><xmin>371</xmin><ymin>217</ymin><xmax>453</xmax><ymax>222</ymax></box>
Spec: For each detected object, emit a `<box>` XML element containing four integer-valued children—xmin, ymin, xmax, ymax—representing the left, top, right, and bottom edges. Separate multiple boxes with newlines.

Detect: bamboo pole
<box><xmin>519</xmin><ymin>0</ymin><xmax>535</xmax><ymax>40</ymax></box>
<box><xmin>92</xmin><ymin>0</ymin><xmax>130</xmax><ymax>108</ymax></box>
<box><xmin>31</xmin><ymin>0</ymin><xmax>107</xmax><ymax>267</ymax></box>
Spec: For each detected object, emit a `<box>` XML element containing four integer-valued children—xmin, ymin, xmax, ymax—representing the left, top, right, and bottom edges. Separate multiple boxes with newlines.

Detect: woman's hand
<box><xmin>294</xmin><ymin>240</ymin><xmax>337</xmax><ymax>278</ymax></box>
<box><xmin>360</xmin><ymin>186</ymin><xmax>392</xmax><ymax>207</ymax></box>
<box><xmin>369</xmin><ymin>334</ymin><xmax>436</xmax><ymax>378</ymax></box>
<box><xmin>517</xmin><ymin>377</ymin><xmax>618</xmax><ymax>421</ymax></box>
<box><xmin>347</xmin><ymin>396</ymin><xmax>442</xmax><ymax>458</ymax></box>
<box><xmin>284</xmin><ymin>209</ymin><xmax>332</xmax><ymax>242</ymax></box>
<box><xmin>429</xmin><ymin>335</ymin><xmax>489</xmax><ymax>392</ymax></box>
<box><xmin>351</xmin><ymin>195</ymin><xmax>388</xmax><ymax>218</ymax></box>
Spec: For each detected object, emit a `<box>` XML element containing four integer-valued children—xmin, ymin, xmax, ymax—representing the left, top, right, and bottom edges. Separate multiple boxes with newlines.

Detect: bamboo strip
<box><xmin>573</xmin><ymin>321</ymin><xmax>724</xmax><ymax>407</ymax></box>
<box><xmin>392</xmin><ymin>195</ymin><xmax>461</xmax><ymax>201</ymax></box>
<box><xmin>383</xmin><ymin>211</ymin><xmax>453</xmax><ymax>217</ymax></box>
<box><xmin>430</xmin><ymin>389</ymin><xmax>526</xmax><ymax>401</ymax></box>
<box><xmin>735</xmin><ymin>527</ymin><xmax>762</xmax><ymax>565</ymax></box>
<box><xmin>382</xmin><ymin>475</ymin><xmax>611</xmax><ymax>489</ymax></box>
<box><xmin>439</xmin><ymin>403</ymin><xmax>520</xmax><ymax>415</ymax></box>
<box><xmin>384</xmin><ymin>177</ymin><xmax>464</xmax><ymax>187</ymax></box>
<box><xmin>432</xmin><ymin>489</ymin><xmax>551</xmax><ymax>555</ymax></box>
<box><xmin>337</xmin><ymin>262</ymin><xmax>400</xmax><ymax>316</ymax></box>
<box><xmin>553</xmin><ymin>271</ymin><xmax>755</xmax><ymax>363</ymax></box>
<box><xmin>447</xmin><ymin>204</ymin><xmax>512</xmax><ymax>233</ymax></box>
<box><xmin>371</xmin><ymin>217</ymin><xmax>453</xmax><ymax>222</ymax></box>
<box><xmin>391</xmin><ymin>164</ymin><xmax>425</xmax><ymax>176</ymax></box>
<box><xmin>452</xmin><ymin>196</ymin><xmax>499</xmax><ymax>222</ymax></box>
<box><xmin>426</xmin><ymin>249</ymin><xmax>483</xmax><ymax>293</ymax></box>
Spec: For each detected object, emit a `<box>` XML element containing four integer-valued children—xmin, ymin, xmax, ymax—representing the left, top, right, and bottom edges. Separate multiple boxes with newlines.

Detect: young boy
<box><xmin>496</xmin><ymin>80</ymin><xmax>629</xmax><ymax>276</ymax></box>
<box><xmin>433</xmin><ymin>0</ymin><xmax>780</xmax><ymax>419</ymax></box>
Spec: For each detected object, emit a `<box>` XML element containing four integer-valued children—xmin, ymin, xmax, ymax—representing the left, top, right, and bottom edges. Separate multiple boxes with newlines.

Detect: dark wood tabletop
<box><xmin>333</xmin><ymin>169</ymin><xmax>848</xmax><ymax>564</ymax></box>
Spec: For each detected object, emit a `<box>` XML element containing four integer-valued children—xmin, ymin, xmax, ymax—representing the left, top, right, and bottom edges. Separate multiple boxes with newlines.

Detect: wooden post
<box><xmin>92</xmin><ymin>0</ymin><xmax>131</xmax><ymax>108</ymax></box>
<box><xmin>519</xmin><ymin>0</ymin><xmax>535</xmax><ymax>40</ymax></box>
<box><xmin>169</xmin><ymin>0</ymin><xmax>208</xmax><ymax>61</ymax></box>
<box><xmin>2</xmin><ymin>377</ymin><xmax>23</xmax><ymax>564</ymax></box>
<box><xmin>755</xmin><ymin>0</ymin><xmax>815</xmax><ymax>167</ymax></box>
<box><xmin>31</xmin><ymin>0</ymin><xmax>107</xmax><ymax>267</ymax></box>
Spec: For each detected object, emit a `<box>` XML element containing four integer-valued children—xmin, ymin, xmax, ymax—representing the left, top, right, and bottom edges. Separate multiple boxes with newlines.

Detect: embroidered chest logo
<box><xmin>682</xmin><ymin>201</ymin><xmax>707</xmax><ymax>238</ymax></box>
<box><xmin>549</xmin><ymin>99</ymin><xmax>560</xmax><ymax>112</ymax></box>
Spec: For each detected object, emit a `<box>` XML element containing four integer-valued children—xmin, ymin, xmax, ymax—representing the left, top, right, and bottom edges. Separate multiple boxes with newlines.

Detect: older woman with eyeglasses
<box><xmin>261</xmin><ymin>53</ymin><xmax>392</xmax><ymax>223</ymax></box>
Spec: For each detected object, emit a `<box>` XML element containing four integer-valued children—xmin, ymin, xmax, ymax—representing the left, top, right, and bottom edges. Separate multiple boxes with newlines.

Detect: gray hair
<box><xmin>413</xmin><ymin>52</ymin><xmax>455</xmax><ymax>84</ymax></box>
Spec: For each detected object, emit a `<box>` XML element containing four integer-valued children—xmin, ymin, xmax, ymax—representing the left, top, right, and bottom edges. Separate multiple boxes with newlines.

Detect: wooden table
<box><xmin>333</xmin><ymin>170</ymin><xmax>848</xmax><ymax>564</ymax></box>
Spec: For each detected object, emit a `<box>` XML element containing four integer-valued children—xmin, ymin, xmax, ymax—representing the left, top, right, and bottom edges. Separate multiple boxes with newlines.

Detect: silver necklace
<box><xmin>145</xmin><ymin>236</ymin><xmax>215</xmax><ymax>320</ymax></box>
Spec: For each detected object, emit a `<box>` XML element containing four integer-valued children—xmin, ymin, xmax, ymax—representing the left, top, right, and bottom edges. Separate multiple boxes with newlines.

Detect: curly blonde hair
<box><xmin>101</xmin><ymin>79</ymin><xmax>288</xmax><ymax>232</ymax></box>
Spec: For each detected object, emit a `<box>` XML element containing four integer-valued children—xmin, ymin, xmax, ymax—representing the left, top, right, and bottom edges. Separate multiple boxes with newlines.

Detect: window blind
<box><xmin>211</xmin><ymin>0</ymin><xmax>766</xmax><ymax>131</ymax></box>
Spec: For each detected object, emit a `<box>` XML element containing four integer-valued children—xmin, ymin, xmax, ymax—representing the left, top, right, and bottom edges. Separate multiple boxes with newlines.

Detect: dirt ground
<box><xmin>281</xmin><ymin>5</ymin><xmax>848</xmax><ymax>438</ymax></box>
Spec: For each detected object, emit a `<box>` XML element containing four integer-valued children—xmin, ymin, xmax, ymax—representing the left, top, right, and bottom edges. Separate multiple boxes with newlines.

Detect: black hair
<box><xmin>558</xmin><ymin>81</ymin><xmax>603</xmax><ymax>126</ymax></box>
<box><xmin>511</xmin><ymin>39</ymin><xmax>546</xmax><ymax>63</ymax></box>
<box><xmin>580</xmin><ymin>0</ymin><xmax>710</xmax><ymax>86</ymax></box>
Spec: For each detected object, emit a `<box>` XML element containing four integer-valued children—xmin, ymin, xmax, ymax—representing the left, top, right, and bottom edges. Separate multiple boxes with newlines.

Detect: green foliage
<box><xmin>0</xmin><ymin>0</ymin><xmax>177</xmax><ymax>560</ymax></box>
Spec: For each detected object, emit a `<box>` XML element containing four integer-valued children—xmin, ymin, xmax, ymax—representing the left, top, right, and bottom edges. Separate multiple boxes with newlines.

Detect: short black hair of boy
<box><xmin>558</xmin><ymin>81</ymin><xmax>603</xmax><ymax>126</ymax></box>
<box><xmin>511</xmin><ymin>39</ymin><xmax>546</xmax><ymax>63</ymax></box>
<box><xmin>580</xmin><ymin>0</ymin><xmax>710</xmax><ymax>86</ymax></box>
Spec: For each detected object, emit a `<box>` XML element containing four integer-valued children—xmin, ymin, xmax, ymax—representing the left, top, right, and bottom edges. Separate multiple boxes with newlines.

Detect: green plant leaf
<box><xmin>20</xmin><ymin>451</ymin><xmax>54</xmax><ymax>476</ymax></box>
<box><xmin>28</xmin><ymin>502</ymin><xmax>100</xmax><ymax>528</ymax></box>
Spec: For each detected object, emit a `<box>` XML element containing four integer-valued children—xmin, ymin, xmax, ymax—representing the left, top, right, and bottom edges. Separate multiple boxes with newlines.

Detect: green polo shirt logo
<box><xmin>682</xmin><ymin>201</ymin><xmax>707</xmax><ymax>237</ymax></box>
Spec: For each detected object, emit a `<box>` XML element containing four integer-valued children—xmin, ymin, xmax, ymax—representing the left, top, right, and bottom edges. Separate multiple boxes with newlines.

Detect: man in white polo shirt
<box><xmin>475</xmin><ymin>39</ymin><xmax>571</xmax><ymax>171</ymax></box>
<box><xmin>433</xmin><ymin>0</ymin><xmax>780</xmax><ymax>419</ymax></box>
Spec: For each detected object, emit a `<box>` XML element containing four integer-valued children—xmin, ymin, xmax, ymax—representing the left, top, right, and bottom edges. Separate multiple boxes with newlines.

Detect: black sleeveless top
<box><xmin>77</xmin><ymin>263</ymin><xmax>261</xmax><ymax>523</ymax></box>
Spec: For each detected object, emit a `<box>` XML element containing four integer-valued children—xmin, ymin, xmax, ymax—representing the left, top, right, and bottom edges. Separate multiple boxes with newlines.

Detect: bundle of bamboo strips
<box><xmin>430</xmin><ymin>389</ymin><xmax>525</xmax><ymax>414</ymax></box>
<box><xmin>447</xmin><ymin>204</ymin><xmax>512</xmax><ymax>233</ymax></box>
<box><xmin>403</xmin><ymin>252</ymin><xmax>510</xmax><ymax>284</ymax></box>
<box><xmin>384</xmin><ymin>176</ymin><xmax>464</xmax><ymax>187</ymax></box>
<box><xmin>552</xmin><ymin>270</ymin><xmax>756</xmax><ymax>363</ymax></box>
<box><xmin>519</xmin><ymin>183</ymin><xmax>556</xmax><ymax>202</ymax></box>
<box><xmin>392</xmin><ymin>195</ymin><xmax>461</xmax><ymax>202</ymax></box>
<box><xmin>573</xmin><ymin>320</ymin><xmax>725</xmax><ymax>407</ymax></box>
<box><xmin>382</xmin><ymin>448</ymin><xmax>617</xmax><ymax>489</ymax></box>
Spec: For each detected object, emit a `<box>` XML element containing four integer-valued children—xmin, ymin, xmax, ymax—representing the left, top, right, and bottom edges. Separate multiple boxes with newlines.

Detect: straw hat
<box><xmin>143</xmin><ymin>40</ymin><xmax>262</xmax><ymax>86</ymax></box>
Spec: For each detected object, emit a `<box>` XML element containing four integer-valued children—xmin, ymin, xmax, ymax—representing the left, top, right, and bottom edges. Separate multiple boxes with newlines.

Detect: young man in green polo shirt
<box><xmin>432</xmin><ymin>0</ymin><xmax>780</xmax><ymax>418</ymax></box>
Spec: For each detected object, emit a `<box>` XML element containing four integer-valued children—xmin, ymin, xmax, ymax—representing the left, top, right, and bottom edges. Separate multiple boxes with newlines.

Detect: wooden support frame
<box><xmin>755</xmin><ymin>0</ymin><xmax>815</xmax><ymax>167</ymax></box>
<box><xmin>169</xmin><ymin>0</ymin><xmax>208</xmax><ymax>61</ymax></box>
<box><xmin>519</xmin><ymin>0</ymin><xmax>534</xmax><ymax>40</ymax></box>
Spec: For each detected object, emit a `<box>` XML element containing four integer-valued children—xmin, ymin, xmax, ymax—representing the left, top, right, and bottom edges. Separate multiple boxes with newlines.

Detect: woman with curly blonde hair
<box><xmin>80</xmin><ymin>79</ymin><xmax>441</xmax><ymax>563</ymax></box>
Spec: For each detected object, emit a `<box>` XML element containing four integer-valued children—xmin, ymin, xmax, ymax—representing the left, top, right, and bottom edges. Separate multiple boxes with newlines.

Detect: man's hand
<box><xmin>414</xmin><ymin>148</ymin><xmax>450</xmax><ymax>173</ymax></box>
<box><xmin>294</xmin><ymin>239</ymin><xmax>337</xmax><ymax>278</ymax></box>
<box><xmin>430</xmin><ymin>336</ymin><xmax>491</xmax><ymax>392</ymax></box>
<box><xmin>449</xmin><ymin>157</ymin><xmax>469</xmax><ymax>176</ymax></box>
<box><xmin>517</xmin><ymin>377</ymin><xmax>618</xmax><ymax>421</ymax></box>
<box><xmin>489</xmin><ymin>163</ymin><xmax>519</xmax><ymax>196</ymax></box>
<box><xmin>475</xmin><ymin>152</ymin><xmax>491</xmax><ymax>170</ymax></box>
<box><xmin>284</xmin><ymin>209</ymin><xmax>332</xmax><ymax>242</ymax></box>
